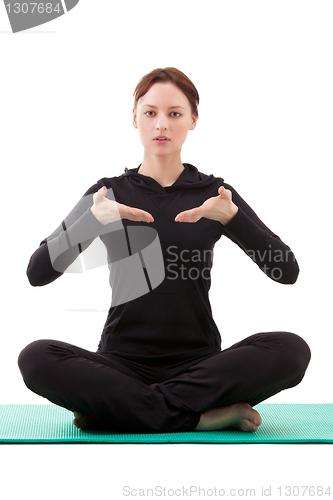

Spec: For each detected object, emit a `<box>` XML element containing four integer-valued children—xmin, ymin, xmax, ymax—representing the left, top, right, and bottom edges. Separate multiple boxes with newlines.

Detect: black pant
<box><xmin>17</xmin><ymin>331</ymin><xmax>311</xmax><ymax>433</ymax></box>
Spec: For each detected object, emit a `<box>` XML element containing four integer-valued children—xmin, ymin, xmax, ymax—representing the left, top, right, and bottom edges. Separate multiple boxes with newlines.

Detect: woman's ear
<box><xmin>190</xmin><ymin>115</ymin><xmax>197</xmax><ymax>131</ymax></box>
<box><xmin>133</xmin><ymin>108</ymin><xmax>138</xmax><ymax>128</ymax></box>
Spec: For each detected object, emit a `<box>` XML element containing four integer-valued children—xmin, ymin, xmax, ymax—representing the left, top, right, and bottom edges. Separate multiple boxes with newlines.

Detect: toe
<box><xmin>253</xmin><ymin>411</ymin><xmax>262</xmax><ymax>426</ymax></box>
<box><xmin>240</xmin><ymin>418</ymin><xmax>258</xmax><ymax>432</ymax></box>
<box><xmin>73</xmin><ymin>414</ymin><xmax>95</xmax><ymax>430</ymax></box>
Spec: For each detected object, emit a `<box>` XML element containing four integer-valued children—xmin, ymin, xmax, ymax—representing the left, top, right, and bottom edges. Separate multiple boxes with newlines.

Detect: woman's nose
<box><xmin>156</xmin><ymin>115</ymin><xmax>167</xmax><ymax>130</ymax></box>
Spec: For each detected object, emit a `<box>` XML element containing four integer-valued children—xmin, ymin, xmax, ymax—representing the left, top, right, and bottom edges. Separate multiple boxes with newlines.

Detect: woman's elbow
<box><xmin>285</xmin><ymin>264</ymin><xmax>300</xmax><ymax>284</ymax></box>
<box><xmin>275</xmin><ymin>262</ymin><xmax>300</xmax><ymax>285</ymax></box>
<box><xmin>285</xmin><ymin>257</ymin><xmax>300</xmax><ymax>284</ymax></box>
<box><xmin>26</xmin><ymin>264</ymin><xmax>62</xmax><ymax>287</ymax></box>
<box><xmin>26</xmin><ymin>266</ymin><xmax>43</xmax><ymax>287</ymax></box>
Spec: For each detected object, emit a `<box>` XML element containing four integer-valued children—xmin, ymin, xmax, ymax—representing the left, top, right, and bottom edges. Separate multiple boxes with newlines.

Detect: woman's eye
<box><xmin>144</xmin><ymin>111</ymin><xmax>181</xmax><ymax>117</ymax></box>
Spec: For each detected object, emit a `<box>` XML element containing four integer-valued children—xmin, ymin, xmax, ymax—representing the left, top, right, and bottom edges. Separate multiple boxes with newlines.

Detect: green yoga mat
<box><xmin>0</xmin><ymin>404</ymin><xmax>332</xmax><ymax>443</ymax></box>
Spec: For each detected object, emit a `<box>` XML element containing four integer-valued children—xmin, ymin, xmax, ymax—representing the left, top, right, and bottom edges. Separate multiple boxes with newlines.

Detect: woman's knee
<box><xmin>17</xmin><ymin>339</ymin><xmax>53</xmax><ymax>386</ymax></box>
<box><xmin>276</xmin><ymin>331</ymin><xmax>311</xmax><ymax>377</ymax></box>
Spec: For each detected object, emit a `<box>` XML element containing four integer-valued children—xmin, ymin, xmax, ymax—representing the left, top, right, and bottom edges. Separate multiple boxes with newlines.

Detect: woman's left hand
<box><xmin>175</xmin><ymin>186</ymin><xmax>239</xmax><ymax>226</ymax></box>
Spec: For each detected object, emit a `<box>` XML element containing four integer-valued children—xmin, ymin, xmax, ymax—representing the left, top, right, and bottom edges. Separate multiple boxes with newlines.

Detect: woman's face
<box><xmin>133</xmin><ymin>82</ymin><xmax>197</xmax><ymax>159</ymax></box>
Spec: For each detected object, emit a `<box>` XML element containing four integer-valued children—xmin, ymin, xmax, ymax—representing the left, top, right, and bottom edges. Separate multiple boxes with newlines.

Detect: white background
<box><xmin>1</xmin><ymin>0</ymin><xmax>332</xmax><ymax>498</ymax></box>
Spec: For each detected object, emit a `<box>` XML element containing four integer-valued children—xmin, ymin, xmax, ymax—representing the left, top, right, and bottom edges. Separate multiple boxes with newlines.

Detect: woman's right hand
<box><xmin>90</xmin><ymin>186</ymin><xmax>154</xmax><ymax>225</ymax></box>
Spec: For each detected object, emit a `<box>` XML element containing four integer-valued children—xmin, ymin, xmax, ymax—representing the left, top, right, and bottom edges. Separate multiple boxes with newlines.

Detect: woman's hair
<box><xmin>133</xmin><ymin>67</ymin><xmax>199</xmax><ymax>119</ymax></box>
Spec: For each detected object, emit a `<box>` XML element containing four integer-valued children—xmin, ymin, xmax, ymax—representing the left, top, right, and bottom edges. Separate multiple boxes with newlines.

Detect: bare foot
<box><xmin>73</xmin><ymin>412</ymin><xmax>96</xmax><ymax>430</ymax></box>
<box><xmin>194</xmin><ymin>402</ymin><xmax>262</xmax><ymax>432</ymax></box>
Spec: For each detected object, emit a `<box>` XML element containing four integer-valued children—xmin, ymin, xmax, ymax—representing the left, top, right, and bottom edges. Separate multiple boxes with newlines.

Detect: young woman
<box><xmin>18</xmin><ymin>67</ymin><xmax>311</xmax><ymax>433</ymax></box>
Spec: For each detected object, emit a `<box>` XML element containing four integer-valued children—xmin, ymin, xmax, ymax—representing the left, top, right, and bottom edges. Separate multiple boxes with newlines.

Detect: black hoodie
<box><xmin>27</xmin><ymin>163</ymin><xmax>299</xmax><ymax>361</ymax></box>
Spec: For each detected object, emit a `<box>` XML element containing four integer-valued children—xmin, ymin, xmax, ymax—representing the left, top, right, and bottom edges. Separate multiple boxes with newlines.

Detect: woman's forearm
<box><xmin>221</xmin><ymin>185</ymin><xmax>299</xmax><ymax>284</ymax></box>
<box><xmin>27</xmin><ymin>188</ymin><xmax>123</xmax><ymax>286</ymax></box>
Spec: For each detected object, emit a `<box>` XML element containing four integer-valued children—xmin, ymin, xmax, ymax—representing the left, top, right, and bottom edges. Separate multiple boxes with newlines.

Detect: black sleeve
<box><xmin>220</xmin><ymin>182</ymin><xmax>300</xmax><ymax>284</ymax></box>
<box><xmin>26</xmin><ymin>181</ymin><xmax>123</xmax><ymax>286</ymax></box>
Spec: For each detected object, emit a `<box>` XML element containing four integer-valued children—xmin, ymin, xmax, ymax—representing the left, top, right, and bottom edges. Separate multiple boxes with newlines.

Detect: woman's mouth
<box><xmin>154</xmin><ymin>137</ymin><xmax>170</xmax><ymax>143</ymax></box>
<box><xmin>154</xmin><ymin>135</ymin><xmax>170</xmax><ymax>142</ymax></box>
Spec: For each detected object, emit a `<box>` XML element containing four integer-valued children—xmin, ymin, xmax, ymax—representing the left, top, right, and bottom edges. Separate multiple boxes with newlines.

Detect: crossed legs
<box><xmin>18</xmin><ymin>331</ymin><xmax>311</xmax><ymax>433</ymax></box>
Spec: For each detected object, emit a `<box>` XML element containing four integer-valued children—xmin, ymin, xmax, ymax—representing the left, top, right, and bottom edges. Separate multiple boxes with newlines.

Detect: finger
<box><xmin>93</xmin><ymin>186</ymin><xmax>107</xmax><ymax>203</ymax></box>
<box><xmin>175</xmin><ymin>207</ymin><xmax>201</xmax><ymax>223</ymax></box>
<box><xmin>122</xmin><ymin>205</ymin><xmax>154</xmax><ymax>223</ymax></box>
<box><xmin>132</xmin><ymin>208</ymin><xmax>154</xmax><ymax>222</ymax></box>
<box><xmin>175</xmin><ymin>210</ymin><xmax>190</xmax><ymax>222</ymax></box>
<box><xmin>135</xmin><ymin>209</ymin><xmax>154</xmax><ymax>223</ymax></box>
<box><xmin>218</xmin><ymin>186</ymin><xmax>231</xmax><ymax>200</ymax></box>
<box><xmin>175</xmin><ymin>205</ymin><xmax>202</xmax><ymax>221</ymax></box>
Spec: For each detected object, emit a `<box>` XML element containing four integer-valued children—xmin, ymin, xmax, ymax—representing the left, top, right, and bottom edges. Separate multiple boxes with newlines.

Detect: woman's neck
<box><xmin>138</xmin><ymin>154</ymin><xmax>184</xmax><ymax>188</ymax></box>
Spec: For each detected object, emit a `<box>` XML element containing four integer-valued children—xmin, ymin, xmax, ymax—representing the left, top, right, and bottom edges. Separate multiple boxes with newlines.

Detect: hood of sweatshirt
<box><xmin>123</xmin><ymin>163</ymin><xmax>223</xmax><ymax>194</ymax></box>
